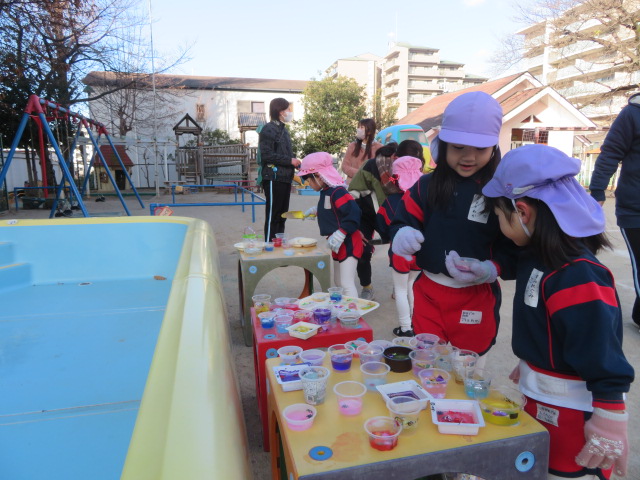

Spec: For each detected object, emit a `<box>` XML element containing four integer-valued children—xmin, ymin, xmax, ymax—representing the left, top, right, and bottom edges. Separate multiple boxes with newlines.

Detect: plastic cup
<box><xmin>451</xmin><ymin>349</ymin><xmax>479</xmax><ymax>384</ymax></box>
<box><xmin>414</xmin><ymin>333</ymin><xmax>441</xmax><ymax>350</ymax></box>
<box><xmin>432</xmin><ymin>344</ymin><xmax>457</xmax><ymax>372</ymax></box>
<box><xmin>293</xmin><ymin>309</ymin><xmax>313</xmax><ymax>323</ymax></box>
<box><xmin>257</xmin><ymin>311</ymin><xmax>276</xmax><ymax>329</ymax></box>
<box><xmin>464</xmin><ymin>367</ymin><xmax>493</xmax><ymax>400</ymax></box>
<box><xmin>299</xmin><ymin>366</ymin><xmax>331</xmax><ymax>405</ymax></box>
<box><xmin>356</xmin><ymin>344</ymin><xmax>384</xmax><ymax>364</ymax></box>
<box><xmin>333</xmin><ymin>381</ymin><xmax>367</xmax><ymax>416</ymax></box>
<box><xmin>264</xmin><ymin>241</ymin><xmax>274</xmax><ymax>252</ymax></box>
<box><xmin>364</xmin><ymin>416</ymin><xmax>402</xmax><ymax>451</ymax></box>
<box><xmin>479</xmin><ymin>386</ymin><xmax>526</xmax><ymax>426</ymax></box>
<box><xmin>328</xmin><ymin>344</ymin><xmax>354</xmax><ymax>371</ymax></box>
<box><xmin>275</xmin><ymin>314</ymin><xmax>294</xmax><ymax>334</ymax></box>
<box><xmin>359</xmin><ymin>361</ymin><xmax>390</xmax><ymax>391</ymax></box>
<box><xmin>338</xmin><ymin>312</ymin><xmax>360</xmax><ymax>329</ymax></box>
<box><xmin>345</xmin><ymin>339</ymin><xmax>367</xmax><ymax>357</ymax></box>
<box><xmin>328</xmin><ymin>286</ymin><xmax>344</xmax><ymax>303</ymax></box>
<box><xmin>252</xmin><ymin>294</ymin><xmax>271</xmax><ymax>315</ymax></box>
<box><xmin>409</xmin><ymin>349</ymin><xmax>437</xmax><ymax>377</ymax></box>
<box><xmin>284</xmin><ymin>298</ymin><xmax>300</xmax><ymax>310</ymax></box>
<box><xmin>386</xmin><ymin>395</ymin><xmax>422</xmax><ymax>434</ymax></box>
<box><xmin>392</xmin><ymin>336</ymin><xmax>417</xmax><ymax>348</ymax></box>
<box><xmin>274</xmin><ymin>297</ymin><xmax>290</xmax><ymax>306</ymax></box>
<box><xmin>277</xmin><ymin>345</ymin><xmax>303</xmax><ymax>365</ymax></box>
<box><xmin>273</xmin><ymin>237</ymin><xmax>282</xmax><ymax>247</ymax></box>
<box><xmin>298</xmin><ymin>349</ymin><xmax>326</xmax><ymax>366</ymax></box>
<box><xmin>283</xmin><ymin>403</ymin><xmax>317</xmax><ymax>431</ymax></box>
<box><xmin>313</xmin><ymin>308</ymin><xmax>332</xmax><ymax>333</ymax></box>
<box><xmin>312</xmin><ymin>292</ymin><xmax>328</xmax><ymax>302</ymax></box>
<box><xmin>418</xmin><ymin>368</ymin><xmax>450</xmax><ymax>399</ymax></box>
<box><xmin>369</xmin><ymin>339</ymin><xmax>393</xmax><ymax>350</ymax></box>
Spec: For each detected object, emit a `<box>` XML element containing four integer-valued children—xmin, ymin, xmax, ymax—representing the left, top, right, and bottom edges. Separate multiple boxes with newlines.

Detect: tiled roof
<box><xmin>95</xmin><ymin>145</ymin><xmax>134</xmax><ymax>168</ymax></box>
<box><xmin>398</xmin><ymin>73</ymin><xmax>528</xmax><ymax>130</ymax></box>
<box><xmin>83</xmin><ymin>71</ymin><xmax>308</xmax><ymax>93</ymax></box>
<box><xmin>238</xmin><ymin>113</ymin><xmax>267</xmax><ymax>128</ymax></box>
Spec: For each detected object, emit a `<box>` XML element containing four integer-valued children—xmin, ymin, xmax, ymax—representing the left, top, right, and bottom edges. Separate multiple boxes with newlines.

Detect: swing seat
<box><xmin>21</xmin><ymin>197</ymin><xmax>45</xmax><ymax>209</ymax></box>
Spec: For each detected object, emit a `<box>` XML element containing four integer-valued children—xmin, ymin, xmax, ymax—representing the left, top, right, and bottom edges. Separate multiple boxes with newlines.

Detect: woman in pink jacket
<box><xmin>341</xmin><ymin>118</ymin><xmax>383</xmax><ymax>184</ymax></box>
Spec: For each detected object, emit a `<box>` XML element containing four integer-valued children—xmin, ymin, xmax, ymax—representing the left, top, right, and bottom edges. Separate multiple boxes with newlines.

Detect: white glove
<box><xmin>392</xmin><ymin>226</ymin><xmax>424</xmax><ymax>261</ymax></box>
<box><xmin>576</xmin><ymin>408</ymin><xmax>629</xmax><ymax>476</ymax></box>
<box><xmin>445</xmin><ymin>250</ymin><xmax>497</xmax><ymax>284</ymax></box>
<box><xmin>303</xmin><ymin>206</ymin><xmax>317</xmax><ymax>220</ymax></box>
<box><xmin>327</xmin><ymin>230</ymin><xmax>346</xmax><ymax>253</ymax></box>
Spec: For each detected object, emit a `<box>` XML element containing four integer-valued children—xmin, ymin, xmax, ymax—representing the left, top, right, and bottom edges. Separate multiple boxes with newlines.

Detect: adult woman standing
<box><xmin>259</xmin><ymin>98</ymin><xmax>301</xmax><ymax>241</ymax></box>
<box><xmin>340</xmin><ymin>118</ymin><xmax>382</xmax><ymax>184</ymax></box>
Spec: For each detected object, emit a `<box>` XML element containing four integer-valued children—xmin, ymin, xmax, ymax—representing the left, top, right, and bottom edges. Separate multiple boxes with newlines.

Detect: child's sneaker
<box><xmin>393</xmin><ymin>327</ymin><xmax>414</xmax><ymax>337</ymax></box>
<box><xmin>360</xmin><ymin>286</ymin><xmax>375</xmax><ymax>301</ymax></box>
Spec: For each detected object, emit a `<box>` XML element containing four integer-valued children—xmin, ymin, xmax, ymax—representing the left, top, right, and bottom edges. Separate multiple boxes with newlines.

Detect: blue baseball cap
<box><xmin>483</xmin><ymin>144</ymin><xmax>605</xmax><ymax>237</ymax></box>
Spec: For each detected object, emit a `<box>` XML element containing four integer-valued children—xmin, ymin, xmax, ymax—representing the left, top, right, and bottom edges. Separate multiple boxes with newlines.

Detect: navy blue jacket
<box><xmin>317</xmin><ymin>186</ymin><xmax>361</xmax><ymax>237</ymax></box>
<box><xmin>511</xmin><ymin>249</ymin><xmax>634</xmax><ymax>408</ymax></box>
<box><xmin>590</xmin><ymin>94</ymin><xmax>640</xmax><ymax>227</ymax></box>
<box><xmin>258</xmin><ymin>121</ymin><xmax>294</xmax><ymax>183</ymax></box>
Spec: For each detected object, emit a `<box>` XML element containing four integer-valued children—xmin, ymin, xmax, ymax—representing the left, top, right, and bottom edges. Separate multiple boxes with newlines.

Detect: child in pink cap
<box><xmin>481</xmin><ymin>144</ymin><xmax>633</xmax><ymax>480</ymax></box>
<box><xmin>390</xmin><ymin>91</ymin><xmax>515</xmax><ymax>361</ymax></box>
<box><xmin>376</xmin><ymin>156</ymin><xmax>423</xmax><ymax>336</ymax></box>
<box><xmin>299</xmin><ymin>152</ymin><xmax>363</xmax><ymax>298</ymax></box>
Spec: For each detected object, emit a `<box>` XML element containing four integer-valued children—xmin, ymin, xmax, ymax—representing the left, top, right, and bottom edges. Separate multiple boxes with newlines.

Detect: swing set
<box><xmin>0</xmin><ymin>94</ymin><xmax>145</xmax><ymax>217</ymax></box>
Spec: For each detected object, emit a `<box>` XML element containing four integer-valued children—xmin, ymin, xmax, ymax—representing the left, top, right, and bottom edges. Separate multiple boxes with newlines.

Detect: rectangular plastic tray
<box><xmin>430</xmin><ymin>398</ymin><xmax>485</xmax><ymax>435</ymax></box>
<box><xmin>376</xmin><ymin>380</ymin><xmax>432</xmax><ymax>410</ymax></box>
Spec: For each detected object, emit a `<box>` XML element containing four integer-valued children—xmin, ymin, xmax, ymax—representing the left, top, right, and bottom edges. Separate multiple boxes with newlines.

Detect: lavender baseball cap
<box><xmin>438</xmin><ymin>92</ymin><xmax>503</xmax><ymax>148</ymax></box>
<box><xmin>482</xmin><ymin>144</ymin><xmax>605</xmax><ymax>237</ymax></box>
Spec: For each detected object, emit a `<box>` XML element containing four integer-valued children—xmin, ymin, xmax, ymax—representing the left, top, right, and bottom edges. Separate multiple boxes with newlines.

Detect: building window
<box><xmin>196</xmin><ymin>104</ymin><xmax>206</xmax><ymax>122</ymax></box>
<box><xmin>251</xmin><ymin>102</ymin><xmax>265</xmax><ymax>113</ymax></box>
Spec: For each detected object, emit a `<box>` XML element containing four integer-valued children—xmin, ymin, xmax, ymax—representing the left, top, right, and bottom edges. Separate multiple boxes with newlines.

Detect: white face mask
<box><xmin>511</xmin><ymin>199</ymin><xmax>531</xmax><ymax>238</ymax></box>
<box><xmin>283</xmin><ymin>111</ymin><xmax>294</xmax><ymax>123</ymax></box>
<box><xmin>356</xmin><ymin>128</ymin><xmax>365</xmax><ymax>140</ymax></box>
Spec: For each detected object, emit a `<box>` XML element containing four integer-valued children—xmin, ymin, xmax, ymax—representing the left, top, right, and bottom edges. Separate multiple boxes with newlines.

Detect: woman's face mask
<box><xmin>356</xmin><ymin>128</ymin><xmax>365</xmax><ymax>140</ymax></box>
<box><xmin>282</xmin><ymin>111</ymin><xmax>294</xmax><ymax>123</ymax></box>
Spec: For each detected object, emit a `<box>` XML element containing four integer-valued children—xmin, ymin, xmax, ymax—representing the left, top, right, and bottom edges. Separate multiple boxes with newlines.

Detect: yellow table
<box><xmin>237</xmin><ymin>246</ymin><xmax>331</xmax><ymax>346</ymax></box>
<box><xmin>266</xmin><ymin>357</ymin><xmax>549</xmax><ymax>479</ymax></box>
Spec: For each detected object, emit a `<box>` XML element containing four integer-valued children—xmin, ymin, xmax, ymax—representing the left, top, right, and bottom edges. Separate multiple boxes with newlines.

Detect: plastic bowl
<box><xmin>338</xmin><ymin>312</ymin><xmax>360</xmax><ymax>329</ymax></box>
<box><xmin>277</xmin><ymin>345</ymin><xmax>303</xmax><ymax>365</ymax></box>
<box><xmin>283</xmin><ymin>403</ymin><xmax>317</xmax><ymax>431</ymax></box>
<box><xmin>478</xmin><ymin>386</ymin><xmax>527</xmax><ymax>426</ymax></box>
<box><xmin>383</xmin><ymin>346</ymin><xmax>413</xmax><ymax>373</ymax></box>
<box><xmin>299</xmin><ymin>349</ymin><xmax>326</xmax><ymax>366</ymax></box>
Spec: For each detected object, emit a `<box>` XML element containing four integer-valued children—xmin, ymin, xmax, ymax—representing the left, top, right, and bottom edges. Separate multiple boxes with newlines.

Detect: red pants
<box><xmin>524</xmin><ymin>398</ymin><xmax>611</xmax><ymax>479</ymax></box>
<box><xmin>411</xmin><ymin>274</ymin><xmax>500</xmax><ymax>355</ymax></box>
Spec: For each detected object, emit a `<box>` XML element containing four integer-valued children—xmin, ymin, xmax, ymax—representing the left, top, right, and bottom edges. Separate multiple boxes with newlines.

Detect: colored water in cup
<box><xmin>328</xmin><ymin>344</ymin><xmax>354</xmax><ymax>371</ymax></box>
<box><xmin>432</xmin><ymin>344</ymin><xmax>456</xmax><ymax>371</ymax></box>
<box><xmin>409</xmin><ymin>349</ymin><xmax>437</xmax><ymax>377</ymax></box>
<box><xmin>328</xmin><ymin>286</ymin><xmax>343</xmax><ymax>303</ymax></box>
<box><xmin>252</xmin><ymin>294</ymin><xmax>271</xmax><ymax>314</ymax></box>
<box><xmin>386</xmin><ymin>395</ymin><xmax>422</xmax><ymax>434</ymax></box>
<box><xmin>414</xmin><ymin>333</ymin><xmax>441</xmax><ymax>350</ymax></box>
<box><xmin>345</xmin><ymin>339</ymin><xmax>368</xmax><ymax>357</ymax></box>
<box><xmin>275</xmin><ymin>314</ymin><xmax>293</xmax><ymax>334</ymax></box>
<box><xmin>464</xmin><ymin>367</ymin><xmax>492</xmax><ymax>399</ymax></box>
<box><xmin>257</xmin><ymin>311</ymin><xmax>276</xmax><ymax>329</ymax></box>
<box><xmin>313</xmin><ymin>308</ymin><xmax>332</xmax><ymax>333</ymax></box>
<box><xmin>359</xmin><ymin>361</ymin><xmax>390</xmax><ymax>391</ymax></box>
<box><xmin>333</xmin><ymin>381</ymin><xmax>367</xmax><ymax>416</ymax></box>
<box><xmin>277</xmin><ymin>345</ymin><xmax>303</xmax><ymax>365</ymax></box>
<box><xmin>283</xmin><ymin>403</ymin><xmax>317</xmax><ymax>431</ymax></box>
<box><xmin>364</xmin><ymin>416</ymin><xmax>402</xmax><ymax>451</ymax></box>
<box><xmin>299</xmin><ymin>349</ymin><xmax>326</xmax><ymax>366</ymax></box>
<box><xmin>451</xmin><ymin>349</ymin><xmax>479</xmax><ymax>384</ymax></box>
<box><xmin>299</xmin><ymin>366</ymin><xmax>331</xmax><ymax>405</ymax></box>
<box><xmin>356</xmin><ymin>344</ymin><xmax>384</xmax><ymax>364</ymax></box>
<box><xmin>293</xmin><ymin>309</ymin><xmax>313</xmax><ymax>323</ymax></box>
<box><xmin>418</xmin><ymin>368</ymin><xmax>450</xmax><ymax>399</ymax></box>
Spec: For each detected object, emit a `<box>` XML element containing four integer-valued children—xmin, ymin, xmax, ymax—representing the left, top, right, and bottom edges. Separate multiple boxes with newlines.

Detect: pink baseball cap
<box><xmin>439</xmin><ymin>92</ymin><xmax>503</xmax><ymax>148</ymax></box>
<box><xmin>392</xmin><ymin>156</ymin><xmax>422</xmax><ymax>191</ymax></box>
<box><xmin>298</xmin><ymin>152</ymin><xmax>345</xmax><ymax>187</ymax></box>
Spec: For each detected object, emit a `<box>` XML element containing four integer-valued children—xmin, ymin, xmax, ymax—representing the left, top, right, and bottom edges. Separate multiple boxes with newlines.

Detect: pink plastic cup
<box><xmin>333</xmin><ymin>381</ymin><xmax>367</xmax><ymax>416</ymax></box>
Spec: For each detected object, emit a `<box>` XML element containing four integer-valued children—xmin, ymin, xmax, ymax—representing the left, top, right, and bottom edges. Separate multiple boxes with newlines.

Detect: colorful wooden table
<box><xmin>266</xmin><ymin>357</ymin><xmax>550</xmax><ymax>479</ymax></box>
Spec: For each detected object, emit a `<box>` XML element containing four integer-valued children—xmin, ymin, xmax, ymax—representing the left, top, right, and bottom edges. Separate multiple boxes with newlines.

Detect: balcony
<box><xmin>409</xmin><ymin>53</ymin><xmax>438</xmax><ymax>63</ymax></box>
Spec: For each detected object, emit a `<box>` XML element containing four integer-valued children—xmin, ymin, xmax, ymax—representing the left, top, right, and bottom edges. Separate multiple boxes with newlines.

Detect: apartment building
<box><xmin>381</xmin><ymin>43</ymin><xmax>487</xmax><ymax>118</ymax></box>
<box><xmin>518</xmin><ymin>3</ymin><xmax>640</xmax><ymax>126</ymax></box>
<box><xmin>325</xmin><ymin>53</ymin><xmax>383</xmax><ymax>114</ymax></box>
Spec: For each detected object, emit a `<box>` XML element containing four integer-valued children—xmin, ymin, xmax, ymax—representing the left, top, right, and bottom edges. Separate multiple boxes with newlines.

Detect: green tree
<box><xmin>373</xmin><ymin>89</ymin><xmax>399</xmax><ymax>130</ymax></box>
<box><xmin>293</xmin><ymin>76</ymin><xmax>366</xmax><ymax>156</ymax></box>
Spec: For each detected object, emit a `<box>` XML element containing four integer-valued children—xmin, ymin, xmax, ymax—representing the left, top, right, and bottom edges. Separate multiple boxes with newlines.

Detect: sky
<box><xmin>148</xmin><ymin>0</ymin><xmax>531</xmax><ymax>81</ymax></box>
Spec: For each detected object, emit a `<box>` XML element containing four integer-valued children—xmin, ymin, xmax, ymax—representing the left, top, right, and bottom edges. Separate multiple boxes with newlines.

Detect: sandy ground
<box><xmin>3</xmin><ymin>188</ymin><xmax>638</xmax><ymax>480</ymax></box>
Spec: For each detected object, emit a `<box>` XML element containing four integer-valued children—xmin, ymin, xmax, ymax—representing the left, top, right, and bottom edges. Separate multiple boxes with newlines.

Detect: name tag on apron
<box><xmin>460</xmin><ymin>310</ymin><xmax>482</xmax><ymax>324</ymax></box>
<box><xmin>525</xmin><ymin>269</ymin><xmax>544</xmax><ymax>308</ymax></box>
<box><xmin>468</xmin><ymin>195</ymin><xmax>489</xmax><ymax>224</ymax></box>
<box><xmin>536</xmin><ymin>404</ymin><xmax>560</xmax><ymax>427</ymax></box>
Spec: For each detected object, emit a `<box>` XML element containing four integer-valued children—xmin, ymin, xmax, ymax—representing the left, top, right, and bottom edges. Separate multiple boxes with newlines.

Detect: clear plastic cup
<box><xmin>252</xmin><ymin>294</ymin><xmax>271</xmax><ymax>314</ymax></box>
<box><xmin>257</xmin><ymin>311</ymin><xmax>276</xmax><ymax>329</ymax></box>
<box><xmin>356</xmin><ymin>344</ymin><xmax>384</xmax><ymax>364</ymax></box>
<box><xmin>328</xmin><ymin>286</ymin><xmax>344</xmax><ymax>303</ymax></box>
<box><xmin>313</xmin><ymin>308</ymin><xmax>332</xmax><ymax>333</ymax></box>
<box><xmin>386</xmin><ymin>395</ymin><xmax>422</xmax><ymax>434</ymax></box>
<box><xmin>451</xmin><ymin>349</ymin><xmax>479</xmax><ymax>384</ymax></box>
<box><xmin>369</xmin><ymin>339</ymin><xmax>393</xmax><ymax>350</ymax></box>
<box><xmin>328</xmin><ymin>344</ymin><xmax>354</xmax><ymax>372</ymax></box>
<box><xmin>464</xmin><ymin>367</ymin><xmax>492</xmax><ymax>400</ymax></box>
<box><xmin>299</xmin><ymin>349</ymin><xmax>326</xmax><ymax>366</ymax></box>
<box><xmin>432</xmin><ymin>344</ymin><xmax>457</xmax><ymax>372</ymax></box>
<box><xmin>418</xmin><ymin>368</ymin><xmax>450</xmax><ymax>399</ymax></box>
<box><xmin>392</xmin><ymin>336</ymin><xmax>418</xmax><ymax>348</ymax></box>
<box><xmin>333</xmin><ymin>381</ymin><xmax>367</xmax><ymax>416</ymax></box>
<box><xmin>293</xmin><ymin>309</ymin><xmax>313</xmax><ymax>323</ymax></box>
<box><xmin>345</xmin><ymin>339</ymin><xmax>368</xmax><ymax>357</ymax></box>
<box><xmin>299</xmin><ymin>366</ymin><xmax>331</xmax><ymax>405</ymax></box>
<box><xmin>414</xmin><ymin>333</ymin><xmax>441</xmax><ymax>350</ymax></box>
<box><xmin>277</xmin><ymin>345</ymin><xmax>303</xmax><ymax>365</ymax></box>
<box><xmin>283</xmin><ymin>403</ymin><xmax>317</xmax><ymax>431</ymax></box>
<box><xmin>359</xmin><ymin>361</ymin><xmax>390</xmax><ymax>391</ymax></box>
<box><xmin>409</xmin><ymin>349</ymin><xmax>437</xmax><ymax>377</ymax></box>
<box><xmin>275</xmin><ymin>314</ymin><xmax>294</xmax><ymax>334</ymax></box>
<box><xmin>364</xmin><ymin>416</ymin><xmax>402</xmax><ymax>451</ymax></box>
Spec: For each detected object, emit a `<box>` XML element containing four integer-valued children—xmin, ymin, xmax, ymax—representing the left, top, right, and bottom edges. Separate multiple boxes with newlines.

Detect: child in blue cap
<box><xmin>480</xmin><ymin>144</ymin><xmax>634</xmax><ymax>479</ymax></box>
<box><xmin>391</xmin><ymin>91</ymin><xmax>516</xmax><ymax>356</ymax></box>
